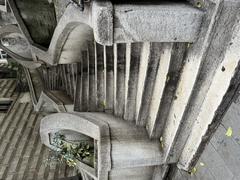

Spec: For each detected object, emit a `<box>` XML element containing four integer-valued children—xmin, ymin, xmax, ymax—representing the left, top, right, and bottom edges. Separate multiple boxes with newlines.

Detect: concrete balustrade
<box><xmin>40</xmin><ymin>112</ymin><xmax>164</xmax><ymax>180</ymax></box>
<box><xmin>2</xmin><ymin>0</ymin><xmax>240</xmax><ymax>179</ymax></box>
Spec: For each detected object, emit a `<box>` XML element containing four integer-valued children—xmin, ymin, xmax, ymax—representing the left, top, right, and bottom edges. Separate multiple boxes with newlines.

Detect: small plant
<box><xmin>46</xmin><ymin>132</ymin><xmax>94</xmax><ymax>167</ymax></box>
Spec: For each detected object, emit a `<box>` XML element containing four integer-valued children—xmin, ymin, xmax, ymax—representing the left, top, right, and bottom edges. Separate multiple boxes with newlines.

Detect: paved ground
<box><xmin>0</xmin><ymin>89</ymin><xmax>78</xmax><ymax>180</ymax></box>
<box><xmin>172</xmin><ymin>97</ymin><xmax>240</xmax><ymax>180</ymax></box>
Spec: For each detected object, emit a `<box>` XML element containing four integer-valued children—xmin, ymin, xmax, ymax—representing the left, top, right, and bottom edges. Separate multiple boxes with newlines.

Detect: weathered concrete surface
<box><xmin>113</xmin><ymin>2</ymin><xmax>204</xmax><ymax>43</ymax></box>
<box><xmin>40</xmin><ymin>112</ymin><xmax>111</xmax><ymax>180</ymax></box>
<box><xmin>114</xmin><ymin>43</ymin><xmax>125</xmax><ymax>117</ymax></box>
<box><xmin>172</xmin><ymin>0</ymin><xmax>240</xmax><ymax>169</ymax></box>
<box><xmin>178</xmin><ymin>3</ymin><xmax>240</xmax><ymax>170</ymax></box>
<box><xmin>8</xmin><ymin>0</ymin><xmax>93</xmax><ymax>65</ymax></box>
<box><xmin>0</xmin><ymin>11</ymin><xmax>16</xmax><ymax>26</ymax></box>
<box><xmin>95</xmin><ymin>43</ymin><xmax>106</xmax><ymax>112</ymax></box>
<box><xmin>7</xmin><ymin>0</ymin><xmax>240</xmax><ymax>178</ymax></box>
<box><xmin>7</xmin><ymin>0</ymin><xmax>205</xmax><ymax>66</ymax></box>
<box><xmin>124</xmin><ymin>43</ymin><xmax>142</xmax><ymax>121</ymax></box>
<box><xmin>105</xmin><ymin>45</ymin><xmax>114</xmax><ymax>113</ymax></box>
<box><xmin>169</xmin><ymin>94</ymin><xmax>240</xmax><ymax>180</ymax></box>
<box><xmin>0</xmin><ymin>25</ymin><xmax>41</xmax><ymax>69</ymax></box>
<box><xmin>92</xmin><ymin>0</ymin><xmax>113</xmax><ymax>45</ymax></box>
<box><xmin>161</xmin><ymin>0</ymin><xmax>224</xmax><ymax>165</ymax></box>
<box><xmin>1</xmin><ymin>33</ymin><xmax>32</xmax><ymax>58</ymax></box>
<box><xmin>40</xmin><ymin>112</ymin><xmax>164</xmax><ymax>179</ymax></box>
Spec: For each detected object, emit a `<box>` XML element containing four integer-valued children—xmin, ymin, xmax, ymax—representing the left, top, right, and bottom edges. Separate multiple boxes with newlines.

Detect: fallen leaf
<box><xmin>200</xmin><ymin>162</ymin><xmax>205</xmax><ymax>167</ymax></box>
<box><xmin>166</xmin><ymin>75</ymin><xmax>170</xmax><ymax>82</ymax></box>
<box><xmin>190</xmin><ymin>167</ymin><xmax>197</xmax><ymax>175</ymax></box>
<box><xmin>225</xmin><ymin>127</ymin><xmax>233</xmax><ymax>137</ymax></box>
<box><xmin>196</xmin><ymin>2</ymin><xmax>202</xmax><ymax>8</ymax></box>
<box><xmin>160</xmin><ymin>136</ymin><xmax>164</xmax><ymax>149</ymax></box>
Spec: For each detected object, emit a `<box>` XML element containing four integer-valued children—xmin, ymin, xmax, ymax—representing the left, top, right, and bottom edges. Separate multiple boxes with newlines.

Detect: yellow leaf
<box><xmin>196</xmin><ymin>2</ymin><xmax>202</xmax><ymax>8</ymax></box>
<box><xmin>225</xmin><ymin>127</ymin><xmax>233</xmax><ymax>137</ymax></box>
<box><xmin>187</xmin><ymin>43</ymin><xmax>192</xmax><ymax>48</ymax></box>
<box><xmin>200</xmin><ymin>162</ymin><xmax>205</xmax><ymax>167</ymax></box>
<box><xmin>160</xmin><ymin>136</ymin><xmax>164</xmax><ymax>149</ymax></box>
<box><xmin>191</xmin><ymin>167</ymin><xmax>197</xmax><ymax>175</ymax></box>
<box><xmin>166</xmin><ymin>75</ymin><xmax>170</xmax><ymax>82</ymax></box>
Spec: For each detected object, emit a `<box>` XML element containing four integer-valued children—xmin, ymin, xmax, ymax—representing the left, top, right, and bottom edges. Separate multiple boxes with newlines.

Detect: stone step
<box><xmin>134</xmin><ymin>42</ymin><xmax>150</xmax><ymax>125</ymax></box>
<box><xmin>114</xmin><ymin>43</ymin><xmax>126</xmax><ymax>117</ymax></box>
<box><xmin>95</xmin><ymin>42</ymin><xmax>106</xmax><ymax>112</ymax></box>
<box><xmin>88</xmin><ymin>41</ymin><xmax>97</xmax><ymax>112</ymax></box>
<box><xmin>124</xmin><ymin>43</ymin><xmax>141</xmax><ymax>121</ymax></box>
<box><xmin>136</xmin><ymin>43</ymin><xmax>166</xmax><ymax>126</ymax></box>
<box><xmin>105</xmin><ymin>45</ymin><xmax>114</xmax><ymax>114</ymax></box>
<box><xmin>81</xmin><ymin>51</ymin><xmax>89</xmax><ymax>112</ymax></box>
<box><xmin>146</xmin><ymin>43</ymin><xmax>187</xmax><ymax>138</ymax></box>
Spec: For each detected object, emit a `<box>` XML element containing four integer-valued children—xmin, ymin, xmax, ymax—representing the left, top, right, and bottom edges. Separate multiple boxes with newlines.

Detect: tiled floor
<box><xmin>0</xmin><ymin>99</ymin><xmax>78</xmax><ymax>180</ymax></box>
<box><xmin>172</xmin><ymin>98</ymin><xmax>240</xmax><ymax>180</ymax></box>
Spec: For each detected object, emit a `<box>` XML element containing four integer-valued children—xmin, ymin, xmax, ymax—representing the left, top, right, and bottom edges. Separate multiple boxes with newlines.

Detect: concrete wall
<box><xmin>14</xmin><ymin>0</ymin><xmax>57</xmax><ymax>47</ymax></box>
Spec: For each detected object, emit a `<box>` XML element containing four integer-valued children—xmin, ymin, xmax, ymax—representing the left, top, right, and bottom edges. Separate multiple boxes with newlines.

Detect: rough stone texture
<box><xmin>40</xmin><ymin>112</ymin><xmax>111</xmax><ymax>180</ymax></box>
<box><xmin>123</xmin><ymin>43</ymin><xmax>141</xmax><ymax>121</ymax></box>
<box><xmin>0</xmin><ymin>0</ymin><xmax>8</xmax><ymax>12</ymax></box>
<box><xmin>113</xmin><ymin>2</ymin><xmax>204</xmax><ymax>43</ymax></box>
<box><xmin>161</xmin><ymin>0</ymin><xmax>225</xmax><ymax>165</ymax></box>
<box><xmin>114</xmin><ymin>43</ymin><xmax>125</xmax><ymax>117</ymax></box>
<box><xmin>40</xmin><ymin>112</ymin><xmax>163</xmax><ymax>180</ymax></box>
<box><xmin>178</xmin><ymin>0</ymin><xmax>240</xmax><ymax>170</ymax></box>
<box><xmin>148</xmin><ymin>43</ymin><xmax>187</xmax><ymax>138</ymax></box>
<box><xmin>8</xmin><ymin>0</ymin><xmax>93</xmax><ymax>65</ymax></box>
<box><xmin>4</xmin><ymin>0</ymin><xmax>240</xmax><ymax>178</ymax></box>
<box><xmin>105</xmin><ymin>45</ymin><xmax>114</xmax><ymax>113</ymax></box>
<box><xmin>0</xmin><ymin>11</ymin><xmax>16</xmax><ymax>26</ymax></box>
<box><xmin>95</xmin><ymin>43</ymin><xmax>105</xmax><ymax>112</ymax></box>
<box><xmin>92</xmin><ymin>0</ymin><xmax>113</xmax><ymax>45</ymax></box>
<box><xmin>7</xmin><ymin>0</ymin><xmax>204</xmax><ymax>66</ymax></box>
<box><xmin>136</xmin><ymin>43</ymin><xmax>171</xmax><ymax>126</ymax></box>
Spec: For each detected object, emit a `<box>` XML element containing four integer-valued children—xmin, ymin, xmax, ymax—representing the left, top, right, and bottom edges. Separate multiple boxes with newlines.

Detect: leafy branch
<box><xmin>46</xmin><ymin>132</ymin><xmax>94</xmax><ymax>167</ymax></box>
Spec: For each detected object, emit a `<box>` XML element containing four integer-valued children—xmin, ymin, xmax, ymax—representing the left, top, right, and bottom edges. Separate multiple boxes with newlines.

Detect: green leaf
<box><xmin>190</xmin><ymin>167</ymin><xmax>197</xmax><ymax>175</ymax></box>
<box><xmin>225</xmin><ymin>127</ymin><xmax>233</xmax><ymax>137</ymax></box>
<box><xmin>160</xmin><ymin>136</ymin><xmax>164</xmax><ymax>149</ymax></box>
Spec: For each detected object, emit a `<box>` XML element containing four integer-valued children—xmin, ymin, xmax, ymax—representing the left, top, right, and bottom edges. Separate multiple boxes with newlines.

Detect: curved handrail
<box><xmin>40</xmin><ymin>113</ymin><xmax>111</xmax><ymax>180</ymax></box>
<box><xmin>32</xmin><ymin>3</ymin><xmax>93</xmax><ymax>65</ymax></box>
<box><xmin>23</xmin><ymin>67</ymin><xmax>38</xmax><ymax>105</ymax></box>
<box><xmin>0</xmin><ymin>25</ymin><xmax>41</xmax><ymax>69</ymax></box>
<box><xmin>8</xmin><ymin>0</ymin><xmax>95</xmax><ymax>65</ymax></box>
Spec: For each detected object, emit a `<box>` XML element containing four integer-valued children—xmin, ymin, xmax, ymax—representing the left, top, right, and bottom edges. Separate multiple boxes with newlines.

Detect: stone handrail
<box><xmin>40</xmin><ymin>113</ymin><xmax>111</xmax><ymax>180</ymax></box>
<box><xmin>8</xmin><ymin>0</ymin><xmax>95</xmax><ymax>65</ymax></box>
<box><xmin>0</xmin><ymin>25</ymin><xmax>41</xmax><ymax>69</ymax></box>
<box><xmin>7</xmin><ymin>0</ymin><xmax>204</xmax><ymax>65</ymax></box>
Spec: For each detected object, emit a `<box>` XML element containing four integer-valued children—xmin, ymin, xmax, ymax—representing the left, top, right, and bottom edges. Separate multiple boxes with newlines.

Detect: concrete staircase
<box><xmin>39</xmin><ymin>11</ymin><xmax>240</xmax><ymax>175</ymax></box>
<box><xmin>73</xmin><ymin>42</ymin><xmax>187</xmax><ymax>139</ymax></box>
<box><xmin>39</xmin><ymin>42</ymin><xmax>188</xmax><ymax>143</ymax></box>
<box><xmin>3</xmin><ymin>0</ymin><xmax>240</xmax><ymax>179</ymax></box>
